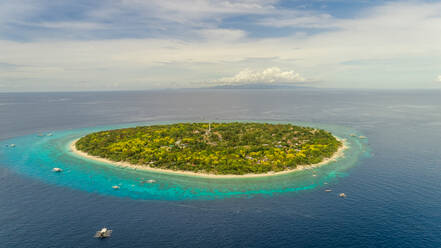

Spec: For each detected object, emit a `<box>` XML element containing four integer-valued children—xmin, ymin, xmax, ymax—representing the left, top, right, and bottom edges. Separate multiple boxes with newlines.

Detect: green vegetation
<box><xmin>76</xmin><ymin>123</ymin><xmax>342</xmax><ymax>175</ymax></box>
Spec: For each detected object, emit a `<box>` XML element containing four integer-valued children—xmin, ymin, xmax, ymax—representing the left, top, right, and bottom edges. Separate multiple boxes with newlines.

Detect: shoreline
<box><xmin>70</xmin><ymin>138</ymin><xmax>348</xmax><ymax>179</ymax></box>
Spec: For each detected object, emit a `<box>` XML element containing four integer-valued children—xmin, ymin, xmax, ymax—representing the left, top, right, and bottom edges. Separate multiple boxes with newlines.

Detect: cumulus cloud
<box><xmin>215</xmin><ymin>67</ymin><xmax>305</xmax><ymax>85</ymax></box>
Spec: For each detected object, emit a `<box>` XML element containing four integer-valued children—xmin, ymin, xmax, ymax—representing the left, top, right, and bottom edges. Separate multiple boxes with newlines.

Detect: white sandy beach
<box><xmin>70</xmin><ymin>138</ymin><xmax>348</xmax><ymax>179</ymax></box>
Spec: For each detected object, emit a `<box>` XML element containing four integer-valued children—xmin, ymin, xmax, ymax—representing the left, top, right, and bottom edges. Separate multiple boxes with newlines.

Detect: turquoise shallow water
<box><xmin>0</xmin><ymin>121</ymin><xmax>368</xmax><ymax>200</ymax></box>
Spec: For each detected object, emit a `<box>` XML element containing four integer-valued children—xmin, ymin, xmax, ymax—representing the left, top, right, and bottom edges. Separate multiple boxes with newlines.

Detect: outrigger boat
<box><xmin>94</xmin><ymin>228</ymin><xmax>112</xmax><ymax>238</ymax></box>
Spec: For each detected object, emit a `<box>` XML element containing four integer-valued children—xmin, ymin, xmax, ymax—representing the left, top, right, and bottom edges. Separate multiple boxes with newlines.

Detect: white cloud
<box><xmin>258</xmin><ymin>12</ymin><xmax>336</xmax><ymax>28</ymax></box>
<box><xmin>88</xmin><ymin>0</ymin><xmax>275</xmax><ymax>27</ymax></box>
<box><xmin>214</xmin><ymin>67</ymin><xmax>305</xmax><ymax>85</ymax></box>
<box><xmin>198</xmin><ymin>28</ymin><xmax>246</xmax><ymax>41</ymax></box>
<box><xmin>437</xmin><ymin>75</ymin><xmax>441</xmax><ymax>82</ymax></box>
<box><xmin>36</xmin><ymin>21</ymin><xmax>107</xmax><ymax>30</ymax></box>
<box><xmin>138</xmin><ymin>0</ymin><xmax>275</xmax><ymax>17</ymax></box>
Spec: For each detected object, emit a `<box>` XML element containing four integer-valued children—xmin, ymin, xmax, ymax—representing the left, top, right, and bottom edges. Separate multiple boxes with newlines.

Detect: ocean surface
<box><xmin>0</xmin><ymin>89</ymin><xmax>440</xmax><ymax>247</ymax></box>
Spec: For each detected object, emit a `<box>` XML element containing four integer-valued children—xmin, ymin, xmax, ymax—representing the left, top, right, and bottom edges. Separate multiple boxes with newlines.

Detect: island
<box><xmin>72</xmin><ymin>122</ymin><xmax>346</xmax><ymax>178</ymax></box>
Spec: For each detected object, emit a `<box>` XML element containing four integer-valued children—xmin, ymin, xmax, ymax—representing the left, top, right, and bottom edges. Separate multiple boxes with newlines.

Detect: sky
<box><xmin>0</xmin><ymin>0</ymin><xmax>441</xmax><ymax>92</ymax></box>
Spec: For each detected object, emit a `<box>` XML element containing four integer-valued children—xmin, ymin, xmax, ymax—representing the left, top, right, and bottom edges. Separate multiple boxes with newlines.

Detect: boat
<box><xmin>47</xmin><ymin>133</ymin><xmax>53</xmax><ymax>136</ymax></box>
<box><xmin>339</xmin><ymin>193</ymin><xmax>346</xmax><ymax>198</ymax></box>
<box><xmin>325</xmin><ymin>189</ymin><xmax>332</xmax><ymax>192</ymax></box>
<box><xmin>359</xmin><ymin>136</ymin><xmax>367</xmax><ymax>139</ymax></box>
<box><xmin>94</xmin><ymin>227</ymin><xmax>112</xmax><ymax>238</ymax></box>
<box><xmin>350</xmin><ymin>134</ymin><xmax>356</xmax><ymax>137</ymax></box>
<box><xmin>52</xmin><ymin>168</ymin><xmax>62</xmax><ymax>172</ymax></box>
<box><xmin>141</xmin><ymin>179</ymin><xmax>156</xmax><ymax>184</ymax></box>
<box><xmin>112</xmin><ymin>185</ymin><xmax>120</xmax><ymax>190</ymax></box>
<box><xmin>9</xmin><ymin>144</ymin><xmax>16</xmax><ymax>148</ymax></box>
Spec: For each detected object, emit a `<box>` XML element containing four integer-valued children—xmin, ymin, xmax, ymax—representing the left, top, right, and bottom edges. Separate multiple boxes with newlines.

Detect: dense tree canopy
<box><xmin>76</xmin><ymin>123</ymin><xmax>342</xmax><ymax>175</ymax></box>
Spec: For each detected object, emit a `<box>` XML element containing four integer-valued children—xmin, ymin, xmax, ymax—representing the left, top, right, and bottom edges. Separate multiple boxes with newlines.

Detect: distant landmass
<box><xmin>208</xmin><ymin>83</ymin><xmax>311</xmax><ymax>89</ymax></box>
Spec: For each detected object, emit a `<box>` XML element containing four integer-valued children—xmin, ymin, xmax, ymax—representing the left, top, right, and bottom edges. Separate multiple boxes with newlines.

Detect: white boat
<box><xmin>141</xmin><ymin>179</ymin><xmax>156</xmax><ymax>184</ymax></box>
<box><xmin>52</xmin><ymin>168</ymin><xmax>62</xmax><ymax>172</ymax></box>
<box><xmin>339</xmin><ymin>193</ymin><xmax>346</xmax><ymax>198</ymax></box>
<box><xmin>94</xmin><ymin>227</ymin><xmax>112</xmax><ymax>238</ymax></box>
<box><xmin>359</xmin><ymin>136</ymin><xmax>367</xmax><ymax>139</ymax></box>
<box><xmin>112</xmin><ymin>185</ymin><xmax>120</xmax><ymax>190</ymax></box>
<box><xmin>9</xmin><ymin>144</ymin><xmax>16</xmax><ymax>148</ymax></box>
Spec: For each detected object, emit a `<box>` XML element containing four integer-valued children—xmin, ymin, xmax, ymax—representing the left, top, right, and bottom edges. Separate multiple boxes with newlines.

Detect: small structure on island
<box><xmin>52</xmin><ymin>168</ymin><xmax>62</xmax><ymax>172</ymax></box>
<box><xmin>112</xmin><ymin>185</ymin><xmax>120</xmax><ymax>190</ymax></box>
<box><xmin>350</xmin><ymin>134</ymin><xmax>356</xmax><ymax>137</ymax></box>
<box><xmin>94</xmin><ymin>227</ymin><xmax>112</xmax><ymax>239</ymax></box>
<box><xmin>339</xmin><ymin>193</ymin><xmax>346</xmax><ymax>198</ymax></box>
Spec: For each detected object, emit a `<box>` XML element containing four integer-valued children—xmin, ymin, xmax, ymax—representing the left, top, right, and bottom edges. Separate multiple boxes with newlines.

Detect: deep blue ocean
<box><xmin>0</xmin><ymin>89</ymin><xmax>440</xmax><ymax>247</ymax></box>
